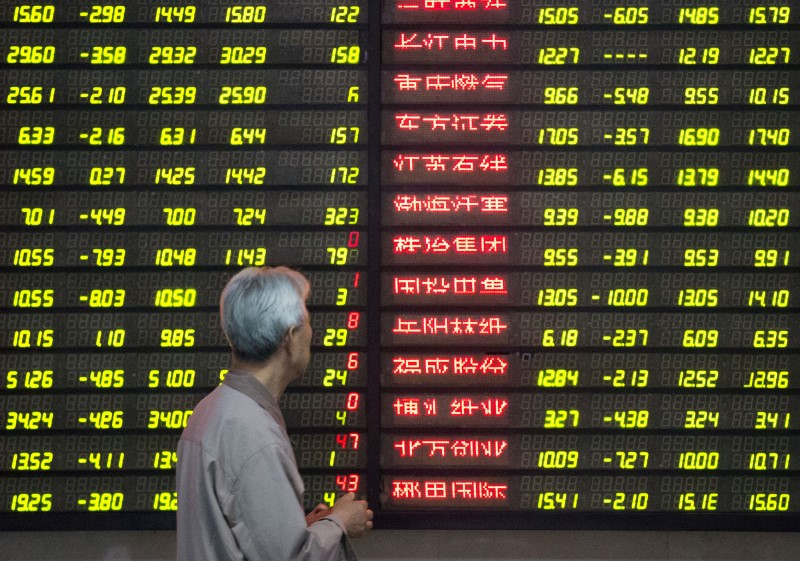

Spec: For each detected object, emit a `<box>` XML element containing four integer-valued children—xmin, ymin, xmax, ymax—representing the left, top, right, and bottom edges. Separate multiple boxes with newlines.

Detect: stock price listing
<box><xmin>0</xmin><ymin>0</ymin><xmax>799</xmax><ymax>531</ymax></box>
<box><xmin>0</xmin><ymin>0</ymin><xmax>368</xmax><ymax>528</ymax></box>
<box><xmin>377</xmin><ymin>0</ymin><xmax>800</xmax><ymax>529</ymax></box>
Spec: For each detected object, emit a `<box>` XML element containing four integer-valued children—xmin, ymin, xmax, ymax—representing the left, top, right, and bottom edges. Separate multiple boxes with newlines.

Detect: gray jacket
<box><xmin>177</xmin><ymin>369</ymin><xmax>356</xmax><ymax>561</ymax></box>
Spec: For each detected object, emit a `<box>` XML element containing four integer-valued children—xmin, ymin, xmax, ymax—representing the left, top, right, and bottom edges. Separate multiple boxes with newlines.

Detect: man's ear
<box><xmin>283</xmin><ymin>326</ymin><xmax>298</xmax><ymax>353</ymax></box>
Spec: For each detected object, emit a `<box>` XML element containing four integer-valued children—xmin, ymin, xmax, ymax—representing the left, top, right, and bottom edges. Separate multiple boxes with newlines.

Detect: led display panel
<box><xmin>0</xmin><ymin>0</ymin><xmax>798</xmax><ymax>530</ymax></box>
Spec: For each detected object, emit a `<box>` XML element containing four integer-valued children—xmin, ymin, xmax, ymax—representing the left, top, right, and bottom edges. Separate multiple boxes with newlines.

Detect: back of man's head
<box><xmin>220</xmin><ymin>267</ymin><xmax>310</xmax><ymax>363</ymax></box>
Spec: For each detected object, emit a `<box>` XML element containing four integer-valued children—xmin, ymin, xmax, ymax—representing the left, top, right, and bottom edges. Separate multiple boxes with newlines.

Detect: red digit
<box><xmin>347</xmin><ymin>312</ymin><xmax>360</xmax><ymax>329</ymax></box>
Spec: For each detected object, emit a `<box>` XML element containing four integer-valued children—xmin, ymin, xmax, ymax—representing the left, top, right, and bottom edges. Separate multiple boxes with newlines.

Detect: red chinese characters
<box><xmin>392</xmin><ymin>153</ymin><xmax>508</xmax><ymax>173</ymax></box>
<box><xmin>390</xmin><ymin>479</ymin><xmax>508</xmax><ymax>501</ymax></box>
<box><xmin>392</xmin><ymin>234</ymin><xmax>508</xmax><ymax>255</ymax></box>
<box><xmin>393</xmin><ymin>194</ymin><xmax>509</xmax><ymax>214</ymax></box>
<box><xmin>394</xmin><ymin>113</ymin><xmax>508</xmax><ymax>133</ymax></box>
<box><xmin>385</xmin><ymin>0</ymin><xmax>516</xmax><ymax>507</ymax></box>
<box><xmin>392</xmin><ymin>316</ymin><xmax>508</xmax><ymax>336</ymax></box>
<box><xmin>391</xmin><ymin>355</ymin><xmax>509</xmax><ymax>377</ymax></box>
<box><xmin>391</xmin><ymin>396</ymin><xmax>508</xmax><ymax>418</ymax></box>
<box><xmin>396</xmin><ymin>0</ymin><xmax>507</xmax><ymax>11</ymax></box>
<box><xmin>393</xmin><ymin>73</ymin><xmax>508</xmax><ymax>92</ymax></box>
<box><xmin>392</xmin><ymin>396</ymin><xmax>439</xmax><ymax>416</ymax></box>
<box><xmin>393</xmin><ymin>275</ymin><xmax>508</xmax><ymax>296</ymax></box>
<box><xmin>393</xmin><ymin>33</ymin><xmax>508</xmax><ymax>52</ymax></box>
<box><xmin>393</xmin><ymin>438</ymin><xmax>509</xmax><ymax>458</ymax></box>
<box><xmin>451</xmin><ymin>397</ymin><xmax>508</xmax><ymax>416</ymax></box>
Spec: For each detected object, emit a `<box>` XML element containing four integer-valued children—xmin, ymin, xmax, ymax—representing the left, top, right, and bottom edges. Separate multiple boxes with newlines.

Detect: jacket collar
<box><xmin>222</xmin><ymin>369</ymin><xmax>285</xmax><ymax>428</ymax></box>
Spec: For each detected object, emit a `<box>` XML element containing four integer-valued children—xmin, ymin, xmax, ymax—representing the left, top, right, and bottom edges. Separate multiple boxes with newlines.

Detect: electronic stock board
<box><xmin>0</xmin><ymin>0</ymin><xmax>799</xmax><ymax>530</ymax></box>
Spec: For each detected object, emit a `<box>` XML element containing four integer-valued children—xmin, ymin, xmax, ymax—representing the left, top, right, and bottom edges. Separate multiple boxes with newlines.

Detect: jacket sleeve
<box><xmin>227</xmin><ymin>442</ymin><xmax>352</xmax><ymax>561</ymax></box>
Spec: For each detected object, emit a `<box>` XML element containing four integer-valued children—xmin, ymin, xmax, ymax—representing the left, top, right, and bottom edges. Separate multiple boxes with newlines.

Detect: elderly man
<box><xmin>177</xmin><ymin>266</ymin><xmax>372</xmax><ymax>560</ymax></box>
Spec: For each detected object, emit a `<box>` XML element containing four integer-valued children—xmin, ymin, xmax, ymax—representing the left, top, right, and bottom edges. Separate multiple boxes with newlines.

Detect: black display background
<box><xmin>1</xmin><ymin>0</ymin><xmax>799</xmax><ymax>531</ymax></box>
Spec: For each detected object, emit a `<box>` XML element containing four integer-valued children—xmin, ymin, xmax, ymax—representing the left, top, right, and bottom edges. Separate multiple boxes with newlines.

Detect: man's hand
<box><xmin>329</xmin><ymin>493</ymin><xmax>373</xmax><ymax>537</ymax></box>
<box><xmin>306</xmin><ymin>504</ymin><xmax>331</xmax><ymax>526</ymax></box>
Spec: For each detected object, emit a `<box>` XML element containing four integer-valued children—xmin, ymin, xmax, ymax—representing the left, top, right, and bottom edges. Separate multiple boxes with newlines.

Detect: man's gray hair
<box><xmin>220</xmin><ymin>267</ymin><xmax>310</xmax><ymax>363</ymax></box>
